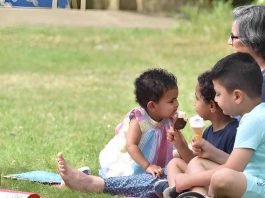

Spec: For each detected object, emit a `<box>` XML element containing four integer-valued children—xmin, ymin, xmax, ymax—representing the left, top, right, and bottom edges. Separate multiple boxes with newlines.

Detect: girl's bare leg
<box><xmin>57</xmin><ymin>152</ymin><xmax>105</xmax><ymax>192</ymax></box>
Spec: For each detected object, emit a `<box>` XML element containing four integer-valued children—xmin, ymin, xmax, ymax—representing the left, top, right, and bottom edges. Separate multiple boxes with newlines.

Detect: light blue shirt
<box><xmin>234</xmin><ymin>103</ymin><xmax>265</xmax><ymax>179</ymax></box>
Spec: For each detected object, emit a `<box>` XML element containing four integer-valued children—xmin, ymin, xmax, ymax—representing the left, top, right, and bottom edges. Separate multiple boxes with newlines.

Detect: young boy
<box><xmin>175</xmin><ymin>52</ymin><xmax>265</xmax><ymax>198</ymax></box>
<box><xmin>154</xmin><ymin>71</ymin><xmax>238</xmax><ymax>198</ymax></box>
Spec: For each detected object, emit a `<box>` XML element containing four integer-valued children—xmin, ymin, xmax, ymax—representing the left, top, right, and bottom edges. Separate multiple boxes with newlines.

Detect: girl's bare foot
<box><xmin>56</xmin><ymin>152</ymin><xmax>104</xmax><ymax>192</ymax></box>
<box><xmin>57</xmin><ymin>166</ymin><xmax>90</xmax><ymax>189</ymax></box>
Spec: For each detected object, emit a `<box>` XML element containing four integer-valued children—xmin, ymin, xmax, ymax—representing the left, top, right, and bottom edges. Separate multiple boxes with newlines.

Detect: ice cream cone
<box><xmin>192</xmin><ymin>134</ymin><xmax>202</xmax><ymax>142</ymax></box>
<box><xmin>191</xmin><ymin>127</ymin><xmax>203</xmax><ymax>135</ymax></box>
<box><xmin>174</xmin><ymin>111</ymin><xmax>187</xmax><ymax>130</ymax></box>
<box><xmin>189</xmin><ymin>115</ymin><xmax>205</xmax><ymax>142</ymax></box>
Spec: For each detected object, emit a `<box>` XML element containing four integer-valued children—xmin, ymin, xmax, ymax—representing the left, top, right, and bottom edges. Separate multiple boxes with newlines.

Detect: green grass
<box><xmin>0</xmin><ymin>3</ymin><xmax>234</xmax><ymax>197</ymax></box>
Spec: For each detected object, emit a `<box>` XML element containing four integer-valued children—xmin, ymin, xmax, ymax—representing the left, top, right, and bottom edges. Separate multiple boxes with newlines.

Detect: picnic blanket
<box><xmin>3</xmin><ymin>167</ymin><xmax>90</xmax><ymax>184</ymax></box>
<box><xmin>3</xmin><ymin>171</ymin><xmax>62</xmax><ymax>184</ymax></box>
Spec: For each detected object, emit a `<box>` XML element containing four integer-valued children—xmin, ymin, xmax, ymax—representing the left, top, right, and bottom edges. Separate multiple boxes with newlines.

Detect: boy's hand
<box><xmin>192</xmin><ymin>139</ymin><xmax>230</xmax><ymax>164</ymax></box>
<box><xmin>192</xmin><ymin>139</ymin><xmax>215</xmax><ymax>159</ymax></box>
<box><xmin>146</xmin><ymin>164</ymin><xmax>163</xmax><ymax>178</ymax></box>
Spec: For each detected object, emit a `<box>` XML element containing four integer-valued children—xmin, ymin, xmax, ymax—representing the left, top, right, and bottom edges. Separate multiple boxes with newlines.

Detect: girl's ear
<box><xmin>147</xmin><ymin>101</ymin><xmax>156</xmax><ymax>112</ymax></box>
<box><xmin>233</xmin><ymin>89</ymin><xmax>244</xmax><ymax>104</ymax></box>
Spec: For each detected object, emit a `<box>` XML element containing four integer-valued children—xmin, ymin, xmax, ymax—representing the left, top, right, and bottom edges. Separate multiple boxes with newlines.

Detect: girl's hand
<box><xmin>167</xmin><ymin>126</ymin><xmax>183</xmax><ymax>145</ymax></box>
<box><xmin>146</xmin><ymin>164</ymin><xmax>163</xmax><ymax>178</ymax></box>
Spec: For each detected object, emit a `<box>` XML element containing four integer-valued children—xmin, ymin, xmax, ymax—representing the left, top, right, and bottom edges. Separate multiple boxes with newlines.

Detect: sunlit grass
<box><xmin>0</xmin><ymin>3</ymin><xmax>234</xmax><ymax>197</ymax></box>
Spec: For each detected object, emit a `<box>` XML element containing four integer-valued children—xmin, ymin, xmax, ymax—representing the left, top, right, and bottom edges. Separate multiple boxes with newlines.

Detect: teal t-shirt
<box><xmin>234</xmin><ymin>103</ymin><xmax>265</xmax><ymax>179</ymax></box>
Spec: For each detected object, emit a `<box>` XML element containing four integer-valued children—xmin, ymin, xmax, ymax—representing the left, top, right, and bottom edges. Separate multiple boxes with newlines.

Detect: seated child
<box><xmin>154</xmin><ymin>70</ymin><xmax>239</xmax><ymax>197</ymax></box>
<box><xmin>99</xmin><ymin>68</ymin><xmax>179</xmax><ymax>178</ymax></box>
<box><xmin>174</xmin><ymin>52</ymin><xmax>265</xmax><ymax>198</ymax></box>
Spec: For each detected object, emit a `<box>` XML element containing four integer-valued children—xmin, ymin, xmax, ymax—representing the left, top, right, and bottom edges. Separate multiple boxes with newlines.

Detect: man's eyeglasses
<box><xmin>230</xmin><ymin>33</ymin><xmax>239</xmax><ymax>45</ymax></box>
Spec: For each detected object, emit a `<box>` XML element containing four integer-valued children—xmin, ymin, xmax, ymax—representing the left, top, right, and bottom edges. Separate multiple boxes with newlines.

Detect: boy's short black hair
<box><xmin>198</xmin><ymin>71</ymin><xmax>216</xmax><ymax>103</ymax></box>
<box><xmin>211</xmin><ymin>52</ymin><xmax>262</xmax><ymax>98</ymax></box>
<box><xmin>134</xmin><ymin>68</ymin><xmax>177</xmax><ymax>109</ymax></box>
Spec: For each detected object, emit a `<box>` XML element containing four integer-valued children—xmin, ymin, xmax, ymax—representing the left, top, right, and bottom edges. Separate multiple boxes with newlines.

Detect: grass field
<box><xmin>0</xmin><ymin>3</ymin><xmax>234</xmax><ymax>197</ymax></box>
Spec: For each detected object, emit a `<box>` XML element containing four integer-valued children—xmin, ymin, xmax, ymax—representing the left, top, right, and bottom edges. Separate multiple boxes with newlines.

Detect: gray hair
<box><xmin>233</xmin><ymin>5</ymin><xmax>265</xmax><ymax>59</ymax></box>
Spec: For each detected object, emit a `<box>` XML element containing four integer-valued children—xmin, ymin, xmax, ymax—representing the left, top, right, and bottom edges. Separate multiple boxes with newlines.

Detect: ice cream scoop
<box><xmin>189</xmin><ymin>115</ymin><xmax>205</xmax><ymax>141</ymax></box>
<box><xmin>174</xmin><ymin>111</ymin><xmax>187</xmax><ymax>130</ymax></box>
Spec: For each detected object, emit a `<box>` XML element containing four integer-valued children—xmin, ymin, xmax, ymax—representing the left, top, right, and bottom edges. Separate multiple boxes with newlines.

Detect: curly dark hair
<box><xmin>134</xmin><ymin>68</ymin><xmax>177</xmax><ymax>109</ymax></box>
<box><xmin>197</xmin><ymin>71</ymin><xmax>216</xmax><ymax>103</ymax></box>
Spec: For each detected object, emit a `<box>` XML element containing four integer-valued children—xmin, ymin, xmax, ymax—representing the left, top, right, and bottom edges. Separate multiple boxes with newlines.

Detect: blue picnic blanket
<box><xmin>3</xmin><ymin>171</ymin><xmax>62</xmax><ymax>184</ymax></box>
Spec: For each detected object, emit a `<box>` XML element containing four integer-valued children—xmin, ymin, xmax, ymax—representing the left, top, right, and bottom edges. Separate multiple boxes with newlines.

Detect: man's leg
<box><xmin>209</xmin><ymin>168</ymin><xmax>246</xmax><ymax>198</ymax></box>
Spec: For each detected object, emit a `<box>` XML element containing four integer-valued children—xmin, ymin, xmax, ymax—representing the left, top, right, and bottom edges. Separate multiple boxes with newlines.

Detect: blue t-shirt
<box><xmin>202</xmin><ymin>118</ymin><xmax>238</xmax><ymax>154</ymax></box>
<box><xmin>262</xmin><ymin>70</ymin><xmax>265</xmax><ymax>102</ymax></box>
<box><xmin>234</xmin><ymin>103</ymin><xmax>265</xmax><ymax>179</ymax></box>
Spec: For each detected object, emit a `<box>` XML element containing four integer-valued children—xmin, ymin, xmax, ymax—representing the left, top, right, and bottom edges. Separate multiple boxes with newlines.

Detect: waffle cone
<box><xmin>191</xmin><ymin>127</ymin><xmax>203</xmax><ymax>135</ymax></box>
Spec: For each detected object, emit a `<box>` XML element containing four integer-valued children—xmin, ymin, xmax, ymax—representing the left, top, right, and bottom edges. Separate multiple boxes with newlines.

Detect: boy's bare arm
<box><xmin>225</xmin><ymin>148</ymin><xmax>253</xmax><ymax>171</ymax></box>
<box><xmin>192</xmin><ymin>139</ymin><xmax>229</xmax><ymax>164</ymax></box>
<box><xmin>208</xmin><ymin>147</ymin><xmax>229</xmax><ymax>164</ymax></box>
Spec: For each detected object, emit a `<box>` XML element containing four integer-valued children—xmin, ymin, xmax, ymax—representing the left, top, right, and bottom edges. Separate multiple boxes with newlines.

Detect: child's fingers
<box><xmin>151</xmin><ymin>170</ymin><xmax>157</xmax><ymax>177</ymax></box>
<box><xmin>147</xmin><ymin>167</ymin><xmax>157</xmax><ymax>177</ymax></box>
<box><xmin>192</xmin><ymin>146</ymin><xmax>202</xmax><ymax>155</ymax></box>
<box><xmin>148</xmin><ymin>166</ymin><xmax>163</xmax><ymax>178</ymax></box>
<box><xmin>193</xmin><ymin>150</ymin><xmax>202</xmax><ymax>156</ymax></box>
<box><xmin>167</xmin><ymin>127</ymin><xmax>175</xmax><ymax>134</ymax></box>
<box><xmin>154</xmin><ymin>170</ymin><xmax>163</xmax><ymax>178</ymax></box>
<box><xmin>167</xmin><ymin>133</ymin><xmax>174</xmax><ymax>141</ymax></box>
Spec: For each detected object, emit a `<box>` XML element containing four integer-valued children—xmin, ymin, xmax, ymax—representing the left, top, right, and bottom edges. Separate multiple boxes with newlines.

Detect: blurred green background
<box><xmin>0</xmin><ymin>1</ymin><xmax>263</xmax><ymax>197</ymax></box>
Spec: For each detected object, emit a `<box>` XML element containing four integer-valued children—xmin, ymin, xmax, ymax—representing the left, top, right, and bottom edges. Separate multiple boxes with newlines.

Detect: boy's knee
<box><xmin>186</xmin><ymin>157</ymin><xmax>204</xmax><ymax>173</ymax></box>
<box><xmin>211</xmin><ymin>168</ymin><xmax>233</xmax><ymax>191</ymax></box>
<box><xmin>167</xmin><ymin>157</ymin><xmax>182</xmax><ymax>168</ymax></box>
<box><xmin>189</xmin><ymin>156</ymin><xmax>205</xmax><ymax>166</ymax></box>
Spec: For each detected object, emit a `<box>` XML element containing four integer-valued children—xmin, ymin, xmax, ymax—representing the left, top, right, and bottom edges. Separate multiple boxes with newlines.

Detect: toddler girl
<box><xmin>99</xmin><ymin>68</ymin><xmax>180</xmax><ymax>178</ymax></box>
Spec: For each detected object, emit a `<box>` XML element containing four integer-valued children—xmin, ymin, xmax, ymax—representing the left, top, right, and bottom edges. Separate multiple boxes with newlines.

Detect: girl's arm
<box><xmin>126</xmin><ymin>118</ymin><xmax>163</xmax><ymax>177</ymax></box>
<box><xmin>167</xmin><ymin>127</ymin><xmax>194</xmax><ymax>163</ymax></box>
<box><xmin>126</xmin><ymin>118</ymin><xmax>153</xmax><ymax>171</ymax></box>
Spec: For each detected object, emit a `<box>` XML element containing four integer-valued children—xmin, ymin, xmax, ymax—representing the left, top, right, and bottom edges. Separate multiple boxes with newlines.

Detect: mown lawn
<box><xmin>0</xmin><ymin>4</ymin><xmax>234</xmax><ymax>197</ymax></box>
